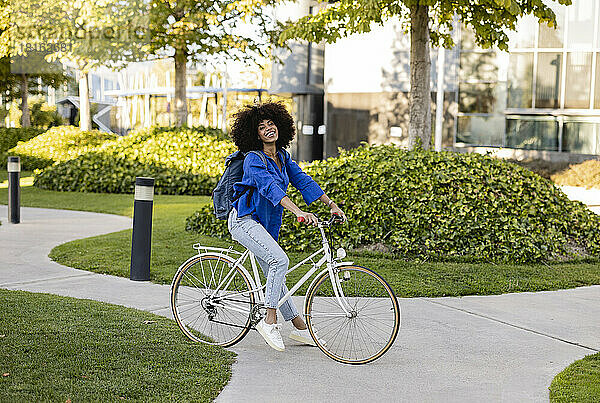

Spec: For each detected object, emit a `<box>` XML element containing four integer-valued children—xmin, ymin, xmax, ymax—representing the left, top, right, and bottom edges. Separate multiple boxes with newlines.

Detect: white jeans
<box><xmin>227</xmin><ymin>208</ymin><xmax>299</xmax><ymax>321</ymax></box>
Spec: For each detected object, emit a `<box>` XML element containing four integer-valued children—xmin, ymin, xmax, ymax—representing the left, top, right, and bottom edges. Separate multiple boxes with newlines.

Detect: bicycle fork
<box><xmin>317</xmin><ymin>224</ymin><xmax>354</xmax><ymax>318</ymax></box>
<box><xmin>327</xmin><ymin>262</ymin><xmax>355</xmax><ymax>318</ymax></box>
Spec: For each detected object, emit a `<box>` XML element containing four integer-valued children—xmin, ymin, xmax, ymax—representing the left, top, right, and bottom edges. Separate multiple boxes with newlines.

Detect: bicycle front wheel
<box><xmin>305</xmin><ymin>265</ymin><xmax>400</xmax><ymax>364</ymax></box>
<box><xmin>171</xmin><ymin>254</ymin><xmax>254</xmax><ymax>347</ymax></box>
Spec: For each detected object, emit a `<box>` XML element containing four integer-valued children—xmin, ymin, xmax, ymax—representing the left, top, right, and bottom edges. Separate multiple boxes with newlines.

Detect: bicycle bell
<box><xmin>336</xmin><ymin>247</ymin><xmax>346</xmax><ymax>259</ymax></box>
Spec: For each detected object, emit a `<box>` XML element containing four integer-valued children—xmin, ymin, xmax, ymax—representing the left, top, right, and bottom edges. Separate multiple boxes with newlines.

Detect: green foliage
<box><xmin>550</xmin><ymin>160</ymin><xmax>600</xmax><ymax>189</ymax></box>
<box><xmin>280</xmin><ymin>0</ymin><xmax>571</xmax><ymax>50</ymax></box>
<box><xmin>145</xmin><ymin>0</ymin><xmax>278</xmax><ymax>65</ymax></box>
<box><xmin>29</xmin><ymin>99</ymin><xmax>66</xmax><ymax>128</ymax></box>
<box><xmin>0</xmin><ymin>127</ymin><xmax>45</xmax><ymax>163</ymax></box>
<box><xmin>185</xmin><ymin>144</ymin><xmax>600</xmax><ymax>263</ymax></box>
<box><xmin>9</xmin><ymin>125</ymin><xmax>116</xmax><ymax>170</ymax></box>
<box><xmin>34</xmin><ymin>125</ymin><xmax>236</xmax><ymax>195</ymax></box>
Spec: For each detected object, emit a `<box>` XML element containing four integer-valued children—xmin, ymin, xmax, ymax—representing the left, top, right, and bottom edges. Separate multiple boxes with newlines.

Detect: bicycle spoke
<box><xmin>307</xmin><ymin>266</ymin><xmax>400</xmax><ymax>364</ymax></box>
<box><xmin>182</xmin><ymin>271</ymin><xmax>206</xmax><ymax>292</ymax></box>
<box><xmin>172</xmin><ymin>256</ymin><xmax>253</xmax><ymax>347</ymax></box>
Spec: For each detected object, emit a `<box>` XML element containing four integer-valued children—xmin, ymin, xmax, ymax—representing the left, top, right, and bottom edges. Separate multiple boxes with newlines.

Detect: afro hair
<box><xmin>229</xmin><ymin>101</ymin><xmax>295</xmax><ymax>153</ymax></box>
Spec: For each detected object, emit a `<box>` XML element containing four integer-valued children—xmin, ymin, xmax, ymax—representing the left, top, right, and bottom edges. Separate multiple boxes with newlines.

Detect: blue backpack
<box><xmin>212</xmin><ymin>150</ymin><xmax>268</xmax><ymax>220</ymax></box>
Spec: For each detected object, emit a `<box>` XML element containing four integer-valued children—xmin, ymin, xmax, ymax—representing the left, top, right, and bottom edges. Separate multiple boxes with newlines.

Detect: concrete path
<box><xmin>1</xmin><ymin>206</ymin><xmax>599</xmax><ymax>402</ymax></box>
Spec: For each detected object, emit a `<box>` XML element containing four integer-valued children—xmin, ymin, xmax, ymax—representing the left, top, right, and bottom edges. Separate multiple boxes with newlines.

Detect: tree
<box><xmin>6</xmin><ymin>0</ymin><xmax>149</xmax><ymax>130</ymax></box>
<box><xmin>0</xmin><ymin>0</ymin><xmax>70</xmax><ymax>127</ymax></box>
<box><xmin>280</xmin><ymin>0</ymin><xmax>571</xmax><ymax>150</ymax></box>
<box><xmin>143</xmin><ymin>0</ymin><xmax>279</xmax><ymax>126</ymax></box>
<box><xmin>0</xmin><ymin>57</ymin><xmax>72</xmax><ymax>127</ymax></box>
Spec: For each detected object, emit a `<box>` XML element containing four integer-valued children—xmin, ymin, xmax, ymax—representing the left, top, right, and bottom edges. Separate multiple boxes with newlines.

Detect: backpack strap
<box><xmin>246</xmin><ymin>150</ymin><xmax>268</xmax><ymax>167</ymax></box>
<box><xmin>230</xmin><ymin>150</ymin><xmax>269</xmax><ymax>207</ymax></box>
<box><xmin>243</xmin><ymin>151</ymin><xmax>269</xmax><ymax>207</ymax></box>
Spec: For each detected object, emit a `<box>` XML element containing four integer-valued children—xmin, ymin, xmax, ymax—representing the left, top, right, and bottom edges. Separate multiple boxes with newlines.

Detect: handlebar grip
<box><xmin>297</xmin><ymin>216</ymin><xmax>305</xmax><ymax>223</ymax></box>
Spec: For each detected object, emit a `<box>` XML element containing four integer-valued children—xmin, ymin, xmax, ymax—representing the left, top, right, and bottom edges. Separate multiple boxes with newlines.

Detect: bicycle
<box><xmin>170</xmin><ymin>215</ymin><xmax>401</xmax><ymax>365</ymax></box>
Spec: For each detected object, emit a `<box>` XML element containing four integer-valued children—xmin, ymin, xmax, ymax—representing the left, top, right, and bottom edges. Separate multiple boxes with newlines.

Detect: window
<box><xmin>565</xmin><ymin>52</ymin><xmax>593</xmax><ymax>108</ymax></box>
<box><xmin>457</xmin><ymin>116</ymin><xmax>504</xmax><ymax>146</ymax></box>
<box><xmin>595</xmin><ymin>54</ymin><xmax>600</xmax><ymax>109</ymax></box>
<box><xmin>566</xmin><ymin>0</ymin><xmax>597</xmax><ymax>49</ymax></box>
<box><xmin>507</xmin><ymin>53</ymin><xmax>533</xmax><ymax>108</ymax></box>
<box><xmin>91</xmin><ymin>74</ymin><xmax>101</xmax><ymax>101</ymax></box>
<box><xmin>506</xmin><ymin>117</ymin><xmax>558</xmax><ymax>150</ymax></box>
<box><xmin>535</xmin><ymin>53</ymin><xmax>562</xmax><ymax>108</ymax></box>
<box><xmin>459</xmin><ymin>83</ymin><xmax>505</xmax><ymax>114</ymax></box>
<box><xmin>459</xmin><ymin>52</ymin><xmax>498</xmax><ymax>82</ymax></box>
<box><xmin>538</xmin><ymin>4</ymin><xmax>565</xmax><ymax>48</ymax></box>
<box><xmin>563</xmin><ymin>121</ymin><xmax>600</xmax><ymax>154</ymax></box>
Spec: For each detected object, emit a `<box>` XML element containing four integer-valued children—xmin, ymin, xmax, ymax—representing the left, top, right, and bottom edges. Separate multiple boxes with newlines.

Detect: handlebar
<box><xmin>297</xmin><ymin>214</ymin><xmax>345</xmax><ymax>227</ymax></box>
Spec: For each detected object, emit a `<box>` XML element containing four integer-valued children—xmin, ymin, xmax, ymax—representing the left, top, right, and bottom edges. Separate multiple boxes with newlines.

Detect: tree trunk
<box><xmin>409</xmin><ymin>3</ymin><xmax>431</xmax><ymax>150</ymax></box>
<box><xmin>20</xmin><ymin>74</ymin><xmax>30</xmax><ymax>127</ymax></box>
<box><xmin>79</xmin><ymin>71</ymin><xmax>91</xmax><ymax>131</ymax></box>
<box><xmin>174</xmin><ymin>46</ymin><xmax>188</xmax><ymax>127</ymax></box>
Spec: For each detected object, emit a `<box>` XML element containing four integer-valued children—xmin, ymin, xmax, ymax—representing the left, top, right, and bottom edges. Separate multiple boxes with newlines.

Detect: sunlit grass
<box><xmin>0</xmin><ymin>289</ymin><xmax>234</xmax><ymax>402</ymax></box>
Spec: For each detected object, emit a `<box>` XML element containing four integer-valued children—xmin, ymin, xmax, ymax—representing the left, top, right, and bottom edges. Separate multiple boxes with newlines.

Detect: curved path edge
<box><xmin>1</xmin><ymin>206</ymin><xmax>599</xmax><ymax>402</ymax></box>
<box><xmin>0</xmin><ymin>206</ymin><xmax>172</xmax><ymax>314</ymax></box>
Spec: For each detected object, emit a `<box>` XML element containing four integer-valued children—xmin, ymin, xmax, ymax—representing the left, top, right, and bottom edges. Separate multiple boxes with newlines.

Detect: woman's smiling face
<box><xmin>257</xmin><ymin>119</ymin><xmax>278</xmax><ymax>144</ymax></box>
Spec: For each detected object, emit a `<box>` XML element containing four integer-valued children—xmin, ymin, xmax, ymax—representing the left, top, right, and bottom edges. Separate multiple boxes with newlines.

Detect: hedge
<box><xmin>34</xmin><ymin>126</ymin><xmax>236</xmax><ymax>195</ymax></box>
<box><xmin>9</xmin><ymin>126</ymin><xmax>116</xmax><ymax>170</ymax></box>
<box><xmin>185</xmin><ymin>144</ymin><xmax>600</xmax><ymax>264</ymax></box>
<box><xmin>0</xmin><ymin>127</ymin><xmax>46</xmax><ymax>165</ymax></box>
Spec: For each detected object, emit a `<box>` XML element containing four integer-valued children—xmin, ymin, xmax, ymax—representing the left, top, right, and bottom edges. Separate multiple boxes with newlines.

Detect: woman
<box><xmin>227</xmin><ymin>101</ymin><xmax>347</xmax><ymax>352</ymax></box>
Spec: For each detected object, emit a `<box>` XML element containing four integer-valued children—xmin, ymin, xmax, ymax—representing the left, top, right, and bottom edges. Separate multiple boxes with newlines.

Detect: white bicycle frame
<box><xmin>197</xmin><ymin>220</ymin><xmax>356</xmax><ymax>319</ymax></box>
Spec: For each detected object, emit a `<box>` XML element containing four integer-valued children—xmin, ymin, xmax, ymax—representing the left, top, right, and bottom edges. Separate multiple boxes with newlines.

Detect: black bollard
<box><xmin>130</xmin><ymin>177</ymin><xmax>154</xmax><ymax>281</ymax></box>
<box><xmin>7</xmin><ymin>156</ymin><xmax>20</xmax><ymax>224</ymax></box>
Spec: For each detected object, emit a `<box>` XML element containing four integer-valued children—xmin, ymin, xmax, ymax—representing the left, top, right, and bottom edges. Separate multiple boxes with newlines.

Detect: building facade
<box><xmin>320</xmin><ymin>0</ymin><xmax>600</xmax><ymax>161</ymax></box>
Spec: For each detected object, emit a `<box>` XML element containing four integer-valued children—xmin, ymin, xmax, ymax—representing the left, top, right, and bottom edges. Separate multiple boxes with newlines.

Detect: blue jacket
<box><xmin>232</xmin><ymin>149</ymin><xmax>324</xmax><ymax>241</ymax></box>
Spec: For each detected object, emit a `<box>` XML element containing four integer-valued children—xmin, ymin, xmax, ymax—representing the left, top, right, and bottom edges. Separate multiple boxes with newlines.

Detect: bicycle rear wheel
<box><xmin>170</xmin><ymin>254</ymin><xmax>254</xmax><ymax>347</ymax></box>
<box><xmin>305</xmin><ymin>265</ymin><xmax>400</xmax><ymax>364</ymax></box>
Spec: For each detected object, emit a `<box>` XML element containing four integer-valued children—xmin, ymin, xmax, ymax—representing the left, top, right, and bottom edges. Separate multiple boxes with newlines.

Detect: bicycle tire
<box><xmin>171</xmin><ymin>254</ymin><xmax>254</xmax><ymax>347</ymax></box>
<box><xmin>305</xmin><ymin>265</ymin><xmax>400</xmax><ymax>364</ymax></box>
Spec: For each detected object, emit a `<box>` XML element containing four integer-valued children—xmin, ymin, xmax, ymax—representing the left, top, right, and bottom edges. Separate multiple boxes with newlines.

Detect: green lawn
<box><xmin>0</xmin><ymin>289</ymin><xmax>234</xmax><ymax>402</ymax></box>
<box><xmin>550</xmin><ymin>353</ymin><xmax>600</xmax><ymax>402</ymax></box>
<box><xmin>1</xmin><ymin>183</ymin><xmax>599</xmax><ymax>297</ymax></box>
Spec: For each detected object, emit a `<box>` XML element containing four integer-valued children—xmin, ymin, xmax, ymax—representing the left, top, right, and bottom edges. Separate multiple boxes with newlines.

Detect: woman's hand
<box><xmin>330</xmin><ymin>203</ymin><xmax>347</xmax><ymax>222</ymax></box>
<box><xmin>297</xmin><ymin>211</ymin><xmax>319</xmax><ymax>226</ymax></box>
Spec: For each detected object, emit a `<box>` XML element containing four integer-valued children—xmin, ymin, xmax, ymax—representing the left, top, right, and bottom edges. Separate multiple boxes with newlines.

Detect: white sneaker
<box><xmin>256</xmin><ymin>319</ymin><xmax>285</xmax><ymax>351</ymax></box>
<box><xmin>289</xmin><ymin>328</ymin><xmax>327</xmax><ymax>347</ymax></box>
